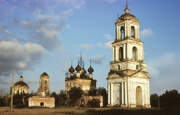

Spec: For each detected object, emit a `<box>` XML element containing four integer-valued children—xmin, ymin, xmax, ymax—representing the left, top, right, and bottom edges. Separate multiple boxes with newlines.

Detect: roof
<box><xmin>14</xmin><ymin>81</ymin><xmax>29</xmax><ymax>88</ymax></box>
<box><xmin>116</xmin><ymin>8</ymin><xmax>139</xmax><ymax>24</ymax></box>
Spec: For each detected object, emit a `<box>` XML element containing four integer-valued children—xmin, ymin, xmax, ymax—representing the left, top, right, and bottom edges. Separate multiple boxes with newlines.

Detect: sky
<box><xmin>0</xmin><ymin>0</ymin><xmax>180</xmax><ymax>96</ymax></box>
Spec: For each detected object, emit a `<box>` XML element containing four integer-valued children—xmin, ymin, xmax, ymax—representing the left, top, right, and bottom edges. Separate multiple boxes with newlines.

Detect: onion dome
<box><xmin>88</xmin><ymin>65</ymin><xmax>94</xmax><ymax>74</ymax></box>
<box><xmin>75</xmin><ymin>64</ymin><xmax>81</xmax><ymax>72</ymax></box>
<box><xmin>69</xmin><ymin>66</ymin><xmax>75</xmax><ymax>73</ymax></box>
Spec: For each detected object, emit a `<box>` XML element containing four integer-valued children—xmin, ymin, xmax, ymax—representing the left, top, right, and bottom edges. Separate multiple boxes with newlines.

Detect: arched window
<box><xmin>118</xmin><ymin>65</ymin><xmax>121</xmax><ymax>70</ymax></box>
<box><xmin>136</xmin><ymin>65</ymin><xmax>139</xmax><ymax>70</ymax></box>
<box><xmin>131</xmin><ymin>26</ymin><xmax>135</xmax><ymax>38</ymax></box>
<box><xmin>119</xmin><ymin>47</ymin><xmax>123</xmax><ymax>61</ymax></box>
<box><xmin>114</xmin><ymin>46</ymin><xmax>116</xmax><ymax>61</ymax></box>
<box><xmin>132</xmin><ymin>47</ymin><xmax>138</xmax><ymax>61</ymax></box>
<box><xmin>121</xmin><ymin>26</ymin><xmax>125</xmax><ymax>39</ymax></box>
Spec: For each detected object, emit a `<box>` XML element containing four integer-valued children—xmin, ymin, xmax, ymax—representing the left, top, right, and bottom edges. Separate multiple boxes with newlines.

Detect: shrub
<box><xmin>87</xmin><ymin>99</ymin><xmax>100</xmax><ymax>108</ymax></box>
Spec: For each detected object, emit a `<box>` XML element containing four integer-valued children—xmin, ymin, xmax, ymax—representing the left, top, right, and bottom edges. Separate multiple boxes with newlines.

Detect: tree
<box><xmin>68</xmin><ymin>87</ymin><xmax>83</xmax><ymax>106</ymax></box>
<box><xmin>150</xmin><ymin>93</ymin><xmax>159</xmax><ymax>107</ymax></box>
<box><xmin>87</xmin><ymin>99</ymin><xmax>100</xmax><ymax>108</ymax></box>
<box><xmin>51</xmin><ymin>92</ymin><xmax>59</xmax><ymax>107</ymax></box>
<box><xmin>88</xmin><ymin>89</ymin><xmax>97</xmax><ymax>96</ymax></box>
<box><xmin>97</xmin><ymin>87</ymin><xmax>108</xmax><ymax>106</ymax></box>
<box><xmin>58</xmin><ymin>90</ymin><xmax>67</xmax><ymax>106</ymax></box>
<box><xmin>160</xmin><ymin>90</ymin><xmax>180</xmax><ymax>108</ymax></box>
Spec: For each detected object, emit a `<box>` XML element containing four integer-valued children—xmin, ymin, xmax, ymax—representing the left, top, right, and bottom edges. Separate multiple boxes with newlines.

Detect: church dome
<box><xmin>75</xmin><ymin>64</ymin><xmax>81</xmax><ymax>72</ymax></box>
<box><xmin>69</xmin><ymin>66</ymin><xmax>75</xmax><ymax>73</ymax></box>
<box><xmin>14</xmin><ymin>81</ymin><xmax>29</xmax><ymax>88</ymax></box>
<box><xmin>116</xmin><ymin>8</ymin><xmax>139</xmax><ymax>24</ymax></box>
<box><xmin>40</xmin><ymin>72</ymin><xmax>49</xmax><ymax>79</ymax></box>
<box><xmin>14</xmin><ymin>76</ymin><xmax>29</xmax><ymax>88</ymax></box>
<box><xmin>88</xmin><ymin>65</ymin><xmax>94</xmax><ymax>74</ymax></box>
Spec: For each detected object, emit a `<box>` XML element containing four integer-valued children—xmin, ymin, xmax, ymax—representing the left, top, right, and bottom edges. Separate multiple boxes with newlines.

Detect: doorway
<box><xmin>136</xmin><ymin>86</ymin><xmax>142</xmax><ymax>107</ymax></box>
<box><xmin>40</xmin><ymin>102</ymin><xmax>44</xmax><ymax>107</ymax></box>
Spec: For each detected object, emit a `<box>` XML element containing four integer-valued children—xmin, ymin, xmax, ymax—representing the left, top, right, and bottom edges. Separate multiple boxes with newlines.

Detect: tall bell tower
<box><xmin>107</xmin><ymin>3</ymin><xmax>151</xmax><ymax>108</ymax></box>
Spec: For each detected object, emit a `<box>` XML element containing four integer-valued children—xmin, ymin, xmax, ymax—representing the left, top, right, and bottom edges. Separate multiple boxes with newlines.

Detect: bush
<box><xmin>87</xmin><ymin>99</ymin><xmax>100</xmax><ymax>108</ymax></box>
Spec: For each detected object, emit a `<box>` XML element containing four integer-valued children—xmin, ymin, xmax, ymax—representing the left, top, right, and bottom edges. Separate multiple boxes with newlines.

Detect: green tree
<box><xmin>88</xmin><ymin>88</ymin><xmax>97</xmax><ymax>96</ymax></box>
<box><xmin>68</xmin><ymin>87</ymin><xmax>83</xmax><ymax>106</ymax></box>
<box><xmin>97</xmin><ymin>87</ymin><xmax>108</xmax><ymax>106</ymax></box>
<box><xmin>51</xmin><ymin>92</ymin><xmax>59</xmax><ymax>107</ymax></box>
<box><xmin>150</xmin><ymin>93</ymin><xmax>159</xmax><ymax>107</ymax></box>
<box><xmin>58</xmin><ymin>90</ymin><xmax>67</xmax><ymax>106</ymax></box>
<box><xmin>87</xmin><ymin>99</ymin><xmax>100</xmax><ymax>108</ymax></box>
<box><xmin>160</xmin><ymin>90</ymin><xmax>180</xmax><ymax>108</ymax></box>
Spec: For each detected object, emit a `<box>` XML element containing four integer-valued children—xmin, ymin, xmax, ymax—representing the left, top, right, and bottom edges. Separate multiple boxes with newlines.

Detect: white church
<box><xmin>107</xmin><ymin>5</ymin><xmax>151</xmax><ymax>108</ymax></box>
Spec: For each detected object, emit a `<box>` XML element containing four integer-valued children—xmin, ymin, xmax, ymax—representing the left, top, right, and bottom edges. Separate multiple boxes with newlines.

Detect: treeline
<box><xmin>150</xmin><ymin>89</ymin><xmax>180</xmax><ymax>108</ymax></box>
<box><xmin>0</xmin><ymin>87</ymin><xmax>107</xmax><ymax>108</ymax></box>
<box><xmin>50</xmin><ymin>87</ymin><xmax>108</xmax><ymax>107</ymax></box>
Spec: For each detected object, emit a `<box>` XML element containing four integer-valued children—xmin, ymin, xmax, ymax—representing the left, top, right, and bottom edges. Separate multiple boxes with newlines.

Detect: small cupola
<box><xmin>19</xmin><ymin>76</ymin><xmax>23</xmax><ymax>81</ymax></box>
<box><xmin>69</xmin><ymin>66</ymin><xmax>75</xmax><ymax>73</ymax></box>
<box><xmin>88</xmin><ymin>65</ymin><xmax>94</xmax><ymax>74</ymax></box>
<box><xmin>75</xmin><ymin>64</ymin><xmax>81</xmax><ymax>72</ymax></box>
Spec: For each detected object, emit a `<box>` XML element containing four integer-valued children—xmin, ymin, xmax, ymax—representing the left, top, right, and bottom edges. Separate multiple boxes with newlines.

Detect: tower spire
<box><xmin>124</xmin><ymin>0</ymin><xmax>130</xmax><ymax>14</ymax></box>
<box><xmin>126</xmin><ymin>0</ymin><xmax>128</xmax><ymax>9</ymax></box>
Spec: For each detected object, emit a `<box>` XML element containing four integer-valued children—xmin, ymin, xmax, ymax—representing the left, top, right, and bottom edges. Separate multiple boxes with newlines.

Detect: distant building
<box><xmin>107</xmin><ymin>5</ymin><xmax>151</xmax><ymax>108</ymax></box>
<box><xmin>65</xmin><ymin>56</ymin><xmax>96</xmax><ymax>94</ymax></box>
<box><xmin>14</xmin><ymin>76</ymin><xmax>29</xmax><ymax>95</ymax></box>
<box><xmin>28</xmin><ymin>72</ymin><xmax>55</xmax><ymax>108</ymax></box>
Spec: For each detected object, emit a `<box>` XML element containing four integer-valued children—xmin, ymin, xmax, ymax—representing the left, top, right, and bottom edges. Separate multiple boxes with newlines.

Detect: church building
<box><xmin>107</xmin><ymin>4</ymin><xmax>151</xmax><ymax>108</ymax></box>
<box><xmin>28</xmin><ymin>72</ymin><xmax>55</xmax><ymax>108</ymax></box>
<box><xmin>65</xmin><ymin>55</ymin><xmax>96</xmax><ymax>94</ymax></box>
<box><xmin>14</xmin><ymin>76</ymin><xmax>29</xmax><ymax>95</ymax></box>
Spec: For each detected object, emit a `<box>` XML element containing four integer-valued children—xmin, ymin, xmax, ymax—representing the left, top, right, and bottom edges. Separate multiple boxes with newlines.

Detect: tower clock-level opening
<box><xmin>131</xmin><ymin>26</ymin><xmax>135</xmax><ymax>38</ymax></box>
<box><xmin>121</xmin><ymin>26</ymin><xmax>125</xmax><ymax>39</ymax></box>
<box><xmin>136</xmin><ymin>86</ymin><xmax>142</xmax><ymax>107</ymax></box>
<box><xmin>119</xmin><ymin>47</ymin><xmax>123</xmax><ymax>61</ymax></box>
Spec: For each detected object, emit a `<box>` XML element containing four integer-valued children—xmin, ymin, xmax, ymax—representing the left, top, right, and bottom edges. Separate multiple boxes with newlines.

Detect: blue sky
<box><xmin>0</xmin><ymin>0</ymin><xmax>180</xmax><ymax>95</ymax></box>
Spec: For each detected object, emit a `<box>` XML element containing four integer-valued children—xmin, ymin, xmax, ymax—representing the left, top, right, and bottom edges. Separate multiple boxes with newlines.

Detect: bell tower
<box><xmin>107</xmin><ymin>2</ymin><xmax>151</xmax><ymax>108</ymax></box>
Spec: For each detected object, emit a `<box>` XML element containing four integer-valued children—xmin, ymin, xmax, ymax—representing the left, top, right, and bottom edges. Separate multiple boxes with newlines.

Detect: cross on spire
<box><xmin>126</xmin><ymin>0</ymin><xmax>128</xmax><ymax>9</ymax></box>
<box><xmin>124</xmin><ymin>0</ymin><xmax>130</xmax><ymax>14</ymax></box>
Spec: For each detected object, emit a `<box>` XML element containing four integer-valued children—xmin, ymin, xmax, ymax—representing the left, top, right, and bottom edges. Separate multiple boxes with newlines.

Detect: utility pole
<box><xmin>10</xmin><ymin>69</ymin><xmax>15</xmax><ymax>112</ymax></box>
<box><xmin>158</xmin><ymin>95</ymin><xmax>160</xmax><ymax>109</ymax></box>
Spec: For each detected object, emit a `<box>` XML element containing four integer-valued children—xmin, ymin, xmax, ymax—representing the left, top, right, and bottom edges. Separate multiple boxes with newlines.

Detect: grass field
<box><xmin>0</xmin><ymin>107</ymin><xmax>180</xmax><ymax>115</ymax></box>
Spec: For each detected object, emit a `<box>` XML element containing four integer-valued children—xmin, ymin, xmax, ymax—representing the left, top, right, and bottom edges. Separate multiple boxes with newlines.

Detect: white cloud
<box><xmin>0</xmin><ymin>40</ymin><xmax>45</xmax><ymax>76</ymax></box>
<box><xmin>105</xmin><ymin>41</ymin><xmax>113</xmax><ymax>49</ymax></box>
<box><xmin>141</xmin><ymin>28</ymin><xmax>153</xmax><ymax>38</ymax></box>
<box><xmin>104</xmin><ymin>34</ymin><xmax>113</xmax><ymax>40</ymax></box>
<box><xmin>147</xmin><ymin>53</ymin><xmax>180</xmax><ymax>94</ymax></box>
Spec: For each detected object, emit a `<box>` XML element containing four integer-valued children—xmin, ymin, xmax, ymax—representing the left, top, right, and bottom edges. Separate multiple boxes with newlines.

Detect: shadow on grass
<box><xmin>85</xmin><ymin>108</ymin><xmax>180</xmax><ymax>115</ymax></box>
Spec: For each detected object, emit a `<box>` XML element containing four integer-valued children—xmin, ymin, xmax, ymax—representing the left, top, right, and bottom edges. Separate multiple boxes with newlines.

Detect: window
<box><xmin>118</xmin><ymin>65</ymin><xmax>121</xmax><ymax>70</ymax></box>
<box><xmin>136</xmin><ymin>65</ymin><xmax>139</xmax><ymax>70</ymax></box>
<box><xmin>114</xmin><ymin>46</ymin><xmax>116</xmax><ymax>61</ymax></box>
<box><xmin>119</xmin><ymin>47</ymin><xmax>123</xmax><ymax>61</ymax></box>
<box><xmin>132</xmin><ymin>47</ymin><xmax>138</xmax><ymax>61</ymax></box>
<box><xmin>121</xmin><ymin>26</ymin><xmax>125</xmax><ymax>39</ymax></box>
<box><xmin>131</xmin><ymin>26</ymin><xmax>135</xmax><ymax>38</ymax></box>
